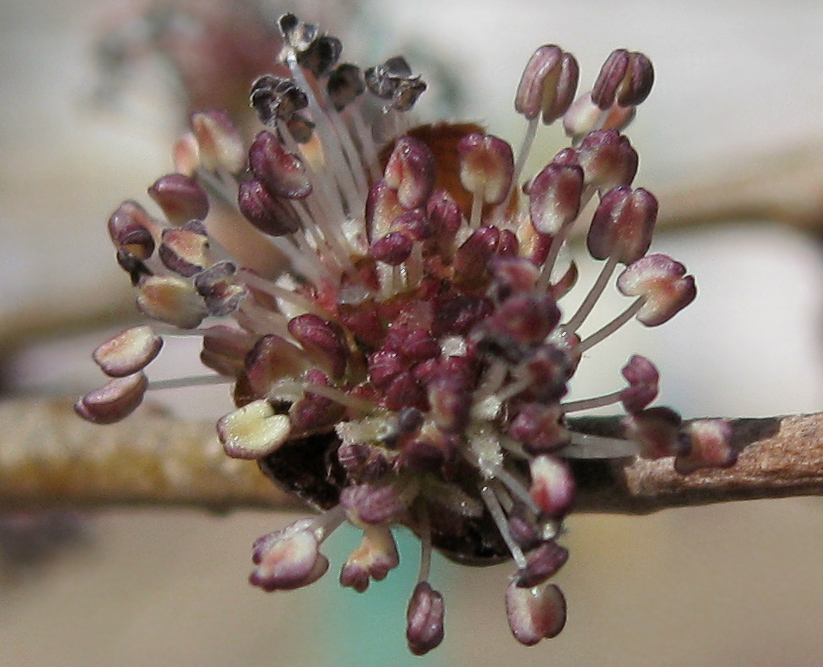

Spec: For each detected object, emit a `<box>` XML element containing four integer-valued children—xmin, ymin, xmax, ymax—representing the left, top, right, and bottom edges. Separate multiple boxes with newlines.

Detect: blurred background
<box><xmin>3</xmin><ymin>0</ymin><xmax>823</xmax><ymax>665</ymax></box>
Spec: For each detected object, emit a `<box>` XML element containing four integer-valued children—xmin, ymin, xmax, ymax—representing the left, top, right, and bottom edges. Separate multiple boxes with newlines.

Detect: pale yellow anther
<box><xmin>217</xmin><ymin>399</ymin><xmax>292</xmax><ymax>459</ymax></box>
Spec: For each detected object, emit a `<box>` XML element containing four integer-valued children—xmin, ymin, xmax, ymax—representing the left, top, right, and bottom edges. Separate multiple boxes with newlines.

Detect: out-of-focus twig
<box><xmin>0</xmin><ymin>398</ymin><xmax>300</xmax><ymax>513</ymax></box>
<box><xmin>2</xmin><ymin>397</ymin><xmax>822</xmax><ymax>515</ymax></box>
<box><xmin>654</xmin><ymin>142</ymin><xmax>823</xmax><ymax>234</ymax></box>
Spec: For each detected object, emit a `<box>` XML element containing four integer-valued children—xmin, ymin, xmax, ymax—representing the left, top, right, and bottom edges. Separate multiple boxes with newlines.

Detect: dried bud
<box><xmin>194</xmin><ymin>261</ymin><xmax>248</xmax><ymax>316</ymax></box>
<box><xmin>75</xmin><ymin>372</ymin><xmax>148</xmax><ymax>424</ymax></box>
<box><xmin>217</xmin><ymin>399</ymin><xmax>292</xmax><ymax>459</ymax></box>
<box><xmin>339</xmin><ymin>525</ymin><xmax>399</xmax><ymax>592</ymax></box>
<box><xmin>327</xmin><ymin>63</ymin><xmax>365</xmax><ymax>111</ymax></box>
<box><xmin>93</xmin><ymin>326</ymin><xmax>162</xmax><ymax>377</ymax></box>
<box><xmin>384</xmin><ymin>136</ymin><xmax>436</xmax><ymax>209</ymax></box>
<box><xmin>278</xmin><ymin>13</ymin><xmax>341</xmax><ymax>76</ymax></box>
<box><xmin>288</xmin><ymin>314</ymin><xmax>348</xmax><ymax>379</ymax></box>
<box><xmin>620</xmin><ymin>354</ymin><xmax>659</xmax><ymax>414</ymax></box>
<box><xmin>505</xmin><ymin>581</ymin><xmax>566</xmax><ymax>645</ymax></box>
<box><xmin>675</xmin><ymin>419</ymin><xmax>736</xmax><ymax>474</ymax></box>
<box><xmin>249</xmin><ymin>131</ymin><xmax>312</xmax><ymax>200</ymax></box>
<box><xmin>365</xmin><ymin>56</ymin><xmax>427</xmax><ymax>111</ymax></box>
<box><xmin>577</xmin><ymin>130</ymin><xmax>639</xmax><ymax>190</ymax></box>
<box><xmin>529</xmin><ymin>455</ymin><xmax>575</xmax><ymax>517</ymax></box>
<box><xmin>238</xmin><ymin>179</ymin><xmax>301</xmax><ymax>237</ymax></box>
<box><xmin>192</xmin><ymin>111</ymin><xmax>246</xmax><ymax>173</ymax></box>
<box><xmin>591</xmin><ymin>49</ymin><xmax>654</xmax><ymax>109</ymax></box>
<box><xmin>406</xmin><ymin>582</ymin><xmax>445</xmax><ymax>656</ymax></box>
<box><xmin>587</xmin><ymin>186</ymin><xmax>658</xmax><ymax>264</ymax></box>
<box><xmin>617</xmin><ymin>253</ymin><xmax>697</xmax><ymax>326</ymax></box>
<box><xmin>250</xmin><ymin>518</ymin><xmax>328</xmax><ymax>591</ymax></box>
<box><xmin>135</xmin><ymin>275</ymin><xmax>207</xmax><ymax>329</ymax></box>
<box><xmin>526</xmin><ymin>161</ymin><xmax>584</xmax><ymax>235</ymax></box>
<box><xmin>457</xmin><ymin>133</ymin><xmax>515</xmax><ymax>206</ymax></box>
<box><xmin>515</xmin><ymin>45</ymin><xmax>579</xmax><ymax>124</ymax></box>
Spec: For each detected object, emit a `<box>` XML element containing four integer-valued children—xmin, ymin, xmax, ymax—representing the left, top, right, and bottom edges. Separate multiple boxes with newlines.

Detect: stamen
<box><xmin>562</xmin><ymin>253</ymin><xmax>619</xmax><ymax>332</ymax></box>
<box><xmin>480</xmin><ymin>485</ymin><xmax>527</xmax><ymax>569</ymax></box>
<box><xmin>560</xmin><ymin>431</ymin><xmax>639</xmax><ymax>458</ymax></box>
<box><xmin>576</xmin><ymin>297</ymin><xmax>643</xmax><ymax>353</ymax></box>
<box><xmin>148</xmin><ymin>374</ymin><xmax>232</xmax><ymax>390</ymax></box>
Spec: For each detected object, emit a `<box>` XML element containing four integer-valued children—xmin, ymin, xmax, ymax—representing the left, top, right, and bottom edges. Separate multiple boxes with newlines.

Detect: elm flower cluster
<box><xmin>78</xmin><ymin>14</ymin><xmax>736</xmax><ymax>654</ymax></box>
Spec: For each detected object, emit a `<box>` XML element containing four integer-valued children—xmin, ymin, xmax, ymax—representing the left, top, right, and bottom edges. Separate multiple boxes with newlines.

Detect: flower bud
<box><xmin>675</xmin><ymin>419</ymin><xmax>736</xmax><ymax>474</ymax></box>
<box><xmin>622</xmin><ymin>406</ymin><xmax>682</xmax><ymax>459</ymax></box>
<box><xmin>617</xmin><ymin>253</ymin><xmax>697</xmax><ymax>326</ymax></box>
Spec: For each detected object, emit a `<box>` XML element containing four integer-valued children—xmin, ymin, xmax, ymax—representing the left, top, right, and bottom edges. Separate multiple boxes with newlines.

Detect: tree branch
<box><xmin>1</xmin><ymin>397</ymin><xmax>822</xmax><ymax>515</ymax></box>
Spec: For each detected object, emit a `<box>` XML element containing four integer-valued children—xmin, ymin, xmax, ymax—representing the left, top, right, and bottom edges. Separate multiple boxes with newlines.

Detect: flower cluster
<box><xmin>78</xmin><ymin>14</ymin><xmax>736</xmax><ymax>654</ymax></box>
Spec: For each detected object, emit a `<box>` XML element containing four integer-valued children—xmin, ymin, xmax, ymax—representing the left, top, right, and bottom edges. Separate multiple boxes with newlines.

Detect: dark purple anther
<box><xmin>75</xmin><ymin>372</ymin><xmax>148</xmax><ymax>425</ymax></box>
<box><xmin>457</xmin><ymin>133</ymin><xmax>515</xmax><ymax>206</ymax></box>
<box><xmin>587</xmin><ymin>186</ymin><xmax>658</xmax><ymax>264</ymax></box>
<box><xmin>148</xmin><ymin>173</ymin><xmax>210</xmax><ymax>226</ymax></box>
<box><xmin>506</xmin><ymin>581</ymin><xmax>566</xmax><ymax>646</ymax></box>
<box><xmin>577</xmin><ymin>130</ymin><xmax>639</xmax><ymax>191</ymax></box>
<box><xmin>591</xmin><ymin>49</ymin><xmax>654</xmax><ymax>109</ymax></box>
<box><xmin>370</xmin><ymin>232</ymin><xmax>413</xmax><ymax>265</ymax></box>
<box><xmin>620</xmin><ymin>354</ymin><xmax>659</xmax><ymax>413</ymax></box>
<box><xmin>526</xmin><ymin>162</ymin><xmax>584</xmax><ymax>235</ymax></box>
<box><xmin>515</xmin><ymin>44</ymin><xmax>580</xmax><ymax>124</ymax></box>
<box><xmin>516</xmin><ymin>541</ymin><xmax>570</xmax><ymax>588</ymax></box>
<box><xmin>238</xmin><ymin>179</ymin><xmax>301</xmax><ymax>236</ymax></box>
<box><xmin>249</xmin><ymin>131</ymin><xmax>312</xmax><ymax>200</ymax></box>
<box><xmin>406</xmin><ymin>582</ymin><xmax>445</xmax><ymax>656</ymax></box>
<box><xmin>288</xmin><ymin>313</ymin><xmax>349</xmax><ymax>379</ymax></box>
<box><xmin>617</xmin><ymin>253</ymin><xmax>697</xmax><ymax>326</ymax></box>
<box><xmin>107</xmin><ymin>200</ymin><xmax>157</xmax><ymax>259</ymax></box>
<box><xmin>384</xmin><ymin>135</ymin><xmax>436</xmax><ymax>209</ymax></box>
